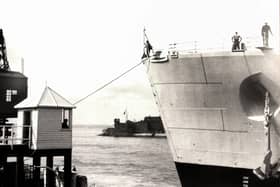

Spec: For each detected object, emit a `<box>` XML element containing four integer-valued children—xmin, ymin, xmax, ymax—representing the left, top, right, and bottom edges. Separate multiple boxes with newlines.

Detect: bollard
<box><xmin>75</xmin><ymin>175</ymin><xmax>88</xmax><ymax>187</ymax></box>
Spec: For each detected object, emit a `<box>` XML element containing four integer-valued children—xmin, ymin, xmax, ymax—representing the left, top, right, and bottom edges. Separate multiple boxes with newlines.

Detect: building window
<box><xmin>6</xmin><ymin>89</ymin><xmax>17</xmax><ymax>102</ymax></box>
<box><xmin>61</xmin><ymin>109</ymin><xmax>70</xmax><ymax>129</ymax></box>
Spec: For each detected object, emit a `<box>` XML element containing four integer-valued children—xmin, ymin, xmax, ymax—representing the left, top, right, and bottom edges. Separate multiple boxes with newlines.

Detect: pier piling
<box><xmin>16</xmin><ymin>155</ymin><xmax>24</xmax><ymax>187</ymax></box>
<box><xmin>46</xmin><ymin>156</ymin><xmax>55</xmax><ymax>187</ymax></box>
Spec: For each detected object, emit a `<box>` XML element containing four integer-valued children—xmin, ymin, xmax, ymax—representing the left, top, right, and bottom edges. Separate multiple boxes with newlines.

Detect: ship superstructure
<box><xmin>144</xmin><ymin>42</ymin><xmax>280</xmax><ymax>186</ymax></box>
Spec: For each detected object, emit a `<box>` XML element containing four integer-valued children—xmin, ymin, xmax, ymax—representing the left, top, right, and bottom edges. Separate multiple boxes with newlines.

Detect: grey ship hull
<box><xmin>145</xmin><ymin>49</ymin><xmax>280</xmax><ymax>186</ymax></box>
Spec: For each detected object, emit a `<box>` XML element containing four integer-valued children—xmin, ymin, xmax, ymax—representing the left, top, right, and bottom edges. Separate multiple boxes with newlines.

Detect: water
<box><xmin>72</xmin><ymin>125</ymin><xmax>181</xmax><ymax>187</ymax></box>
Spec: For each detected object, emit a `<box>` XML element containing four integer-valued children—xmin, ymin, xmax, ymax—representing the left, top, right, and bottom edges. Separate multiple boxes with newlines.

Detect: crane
<box><xmin>0</xmin><ymin>29</ymin><xmax>9</xmax><ymax>71</ymax></box>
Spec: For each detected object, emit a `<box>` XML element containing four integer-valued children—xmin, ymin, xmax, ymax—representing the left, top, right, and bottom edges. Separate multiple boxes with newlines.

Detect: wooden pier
<box><xmin>0</xmin><ymin>143</ymin><xmax>72</xmax><ymax>187</ymax></box>
<box><xmin>0</xmin><ymin>86</ymin><xmax>77</xmax><ymax>187</ymax></box>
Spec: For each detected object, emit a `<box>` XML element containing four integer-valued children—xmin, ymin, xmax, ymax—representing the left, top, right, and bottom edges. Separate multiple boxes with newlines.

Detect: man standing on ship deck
<box><xmin>261</xmin><ymin>22</ymin><xmax>273</xmax><ymax>47</ymax></box>
<box><xmin>232</xmin><ymin>32</ymin><xmax>242</xmax><ymax>51</ymax></box>
<box><xmin>142</xmin><ymin>40</ymin><xmax>153</xmax><ymax>58</ymax></box>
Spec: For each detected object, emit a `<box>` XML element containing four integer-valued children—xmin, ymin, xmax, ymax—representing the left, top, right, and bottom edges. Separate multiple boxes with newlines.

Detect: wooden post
<box><xmin>46</xmin><ymin>156</ymin><xmax>55</xmax><ymax>187</ymax></box>
<box><xmin>2</xmin><ymin>126</ymin><xmax>5</xmax><ymax>144</ymax></box>
<box><xmin>33</xmin><ymin>155</ymin><xmax>41</xmax><ymax>187</ymax></box>
<box><xmin>28</xmin><ymin>126</ymin><xmax>31</xmax><ymax>148</ymax></box>
<box><xmin>0</xmin><ymin>155</ymin><xmax>7</xmax><ymax>187</ymax></box>
<box><xmin>64</xmin><ymin>149</ymin><xmax>72</xmax><ymax>187</ymax></box>
<box><xmin>16</xmin><ymin>155</ymin><xmax>25</xmax><ymax>187</ymax></box>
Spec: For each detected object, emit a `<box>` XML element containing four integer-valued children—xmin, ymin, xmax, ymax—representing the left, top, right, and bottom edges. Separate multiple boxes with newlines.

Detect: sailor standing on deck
<box><xmin>142</xmin><ymin>40</ymin><xmax>153</xmax><ymax>59</ymax></box>
<box><xmin>232</xmin><ymin>32</ymin><xmax>242</xmax><ymax>51</ymax></box>
<box><xmin>261</xmin><ymin>22</ymin><xmax>273</xmax><ymax>47</ymax></box>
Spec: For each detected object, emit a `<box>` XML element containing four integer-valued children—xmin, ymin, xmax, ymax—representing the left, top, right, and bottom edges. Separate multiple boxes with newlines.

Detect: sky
<box><xmin>0</xmin><ymin>0</ymin><xmax>278</xmax><ymax>125</ymax></box>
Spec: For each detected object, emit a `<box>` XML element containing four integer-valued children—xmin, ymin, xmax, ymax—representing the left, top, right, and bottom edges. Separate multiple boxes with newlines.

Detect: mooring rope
<box><xmin>73</xmin><ymin>61</ymin><xmax>143</xmax><ymax>105</ymax></box>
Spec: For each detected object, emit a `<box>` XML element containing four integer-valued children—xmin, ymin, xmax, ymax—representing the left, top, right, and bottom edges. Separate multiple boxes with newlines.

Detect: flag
<box><xmin>123</xmin><ymin>108</ymin><xmax>128</xmax><ymax>122</ymax></box>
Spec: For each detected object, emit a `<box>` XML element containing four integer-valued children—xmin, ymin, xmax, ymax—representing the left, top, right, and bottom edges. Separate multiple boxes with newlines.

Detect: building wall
<box><xmin>0</xmin><ymin>72</ymin><xmax>28</xmax><ymax>118</ymax></box>
<box><xmin>36</xmin><ymin>108</ymin><xmax>72</xmax><ymax>149</ymax></box>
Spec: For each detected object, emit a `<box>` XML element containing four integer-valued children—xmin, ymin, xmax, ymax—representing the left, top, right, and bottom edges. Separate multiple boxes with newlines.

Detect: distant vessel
<box><xmin>101</xmin><ymin>116</ymin><xmax>165</xmax><ymax>137</ymax></box>
<box><xmin>144</xmin><ymin>39</ymin><xmax>280</xmax><ymax>186</ymax></box>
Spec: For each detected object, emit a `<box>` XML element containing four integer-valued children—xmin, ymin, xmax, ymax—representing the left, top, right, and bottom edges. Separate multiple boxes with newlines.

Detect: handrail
<box><xmin>0</xmin><ymin>125</ymin><xmax>32</xmax><ymax>146</ymax></box>
<box><xmin>168</xmin><ymin>37</ymin><xmax>262</xmax><ymax>53</ymax></box>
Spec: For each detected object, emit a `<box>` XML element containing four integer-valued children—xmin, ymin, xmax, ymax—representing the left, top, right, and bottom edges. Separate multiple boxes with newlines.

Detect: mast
<box><xmin>21</xmin><ymin>58</ymin><xmax>24</xmax><ymax>74</ymax></box>
<box><xmin>124</xmin><ymin>107</ymin><xmax>128</xmax><ymax>122</ymax></box>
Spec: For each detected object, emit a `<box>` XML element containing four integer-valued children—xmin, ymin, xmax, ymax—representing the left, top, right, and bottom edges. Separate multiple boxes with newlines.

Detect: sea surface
<box><xmin>72</xmin><ymin>125</ymin><xmax>181</xmax><ymax>187</ymax></box>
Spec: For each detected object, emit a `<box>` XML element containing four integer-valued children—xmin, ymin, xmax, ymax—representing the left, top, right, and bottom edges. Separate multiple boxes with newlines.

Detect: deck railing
<box><xmin>0</xmin><ymin>125</ymin><xmax>32</xmax><ymax>147</ymax></box>
<box><xmin>168</xmin><ymin>37</ymin><xmax>262</xmax><ymax>53</ymax></box>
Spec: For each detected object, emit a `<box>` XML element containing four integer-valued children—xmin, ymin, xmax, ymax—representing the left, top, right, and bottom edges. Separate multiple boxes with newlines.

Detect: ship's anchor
<box><xmin>253</xmin><ymin>92</ymin><xmax>280</xmax><ymax>180</ymax></box>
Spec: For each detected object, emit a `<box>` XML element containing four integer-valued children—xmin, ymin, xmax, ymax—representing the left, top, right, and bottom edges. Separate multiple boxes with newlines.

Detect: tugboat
<box><xmin>143</xmin><ymin>32</ymin><xmax>280</xmax><ymax>186</ymax></box>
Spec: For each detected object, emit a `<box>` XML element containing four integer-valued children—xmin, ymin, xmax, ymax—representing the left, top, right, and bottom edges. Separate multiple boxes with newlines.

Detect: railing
<box><xmin>0</xmin><ymin>125</ymin><xmax>32</xmax><ymax>147</ymax></box>
<box><xmin>168</xmin><ymin>36</ymin><xmax>262</xmax><ymax>53</ymax></box>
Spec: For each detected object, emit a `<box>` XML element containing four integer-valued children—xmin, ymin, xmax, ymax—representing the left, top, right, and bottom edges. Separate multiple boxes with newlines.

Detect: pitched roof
<box><xmin>15</xmin><ymin>86</ymin><xmax>75</xmax><ymax>109</ymax></box>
